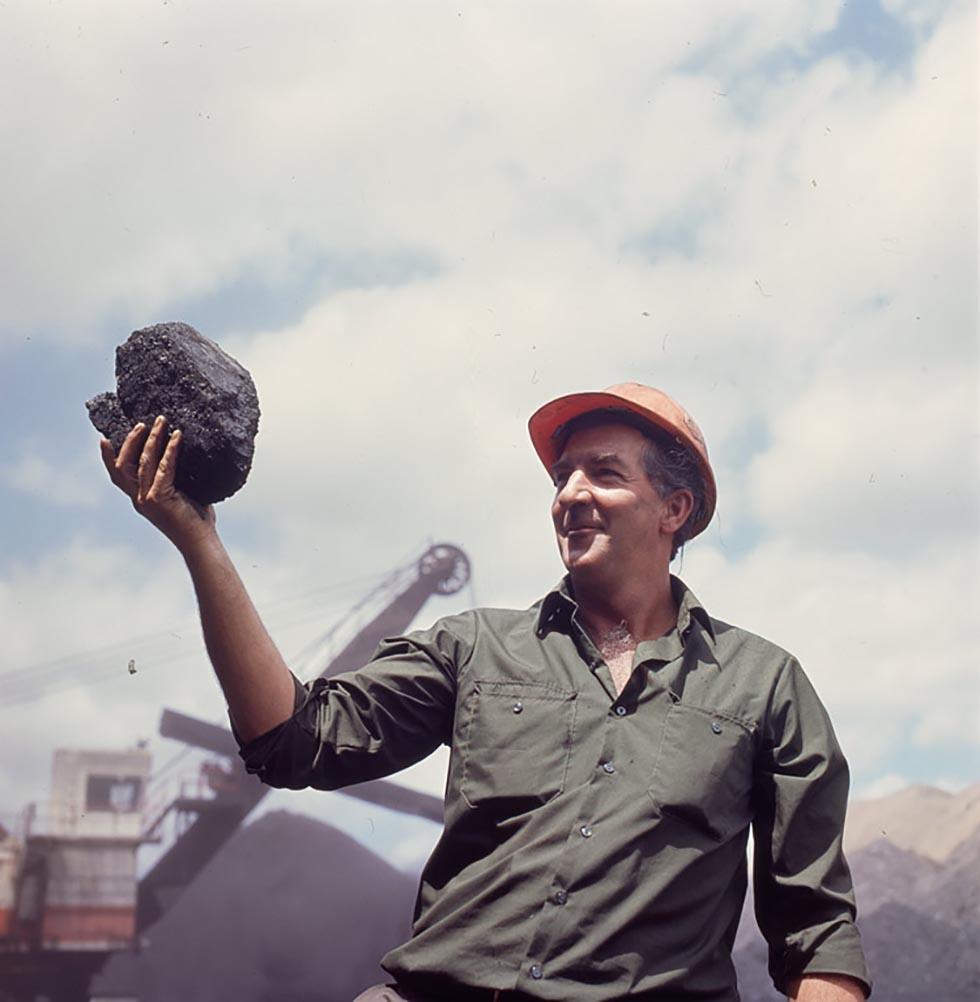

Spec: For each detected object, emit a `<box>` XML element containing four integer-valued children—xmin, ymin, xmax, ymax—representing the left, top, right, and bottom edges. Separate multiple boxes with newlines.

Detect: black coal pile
<box><xmin>93</xmin><ymin>810</ymin><xmax>419</xmax><ymax>1002</ymax></box>
<box><xmin>86</xmin><ymin>322</ymin><xmax>260</xmax><ymax>504</ymax></box>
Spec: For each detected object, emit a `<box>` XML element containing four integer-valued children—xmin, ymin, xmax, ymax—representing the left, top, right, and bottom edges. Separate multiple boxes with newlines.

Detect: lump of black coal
<box><xmin>86</xmin><ymin>322</ymin><xmax>260</xmax><ymax>505</ymax></box>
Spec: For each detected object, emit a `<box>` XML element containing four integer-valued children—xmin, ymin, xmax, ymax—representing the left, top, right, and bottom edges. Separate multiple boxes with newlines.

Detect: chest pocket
<box><xmin>460</xmin><ymin>680</ymin><xmax>578</xmax><ymax>810</ymax></box>
<box><xmin>647</xmin><ymin>699</ymin><xmax>755</xmax><ymax>842</ymax></box>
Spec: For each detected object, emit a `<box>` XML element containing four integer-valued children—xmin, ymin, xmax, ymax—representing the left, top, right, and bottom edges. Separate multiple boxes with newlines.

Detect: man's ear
<box><xmin>661</xmin><ymin>489</ymin><xmax>694</xmax><ymax>534</ymax></box>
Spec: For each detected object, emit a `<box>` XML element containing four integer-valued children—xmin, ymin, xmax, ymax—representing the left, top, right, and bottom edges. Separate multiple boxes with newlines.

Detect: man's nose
<box><xmin>556</xmin><ymin>469</ymin><xmax>592</xmax><ymax>506</ymax></box>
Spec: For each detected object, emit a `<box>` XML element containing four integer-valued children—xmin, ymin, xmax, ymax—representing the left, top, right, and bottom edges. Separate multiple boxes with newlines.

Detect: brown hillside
<box><xmin>844</xmin><ymin>782</ymin><xmax>980</xmax><ymax>862</ymax></box>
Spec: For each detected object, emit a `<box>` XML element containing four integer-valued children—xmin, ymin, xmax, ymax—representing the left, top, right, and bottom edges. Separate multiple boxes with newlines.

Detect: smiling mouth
<box><xmin>566</xmin><ymin>526</ymin><xmax>600</xmax><ymax>537</ymax></box>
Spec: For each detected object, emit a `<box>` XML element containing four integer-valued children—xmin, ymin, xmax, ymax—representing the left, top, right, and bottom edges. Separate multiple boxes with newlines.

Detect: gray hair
<box><xmin>554</xmin><ymin>408</ymin><xmax>707</xmax><ymax>560</ymax></box>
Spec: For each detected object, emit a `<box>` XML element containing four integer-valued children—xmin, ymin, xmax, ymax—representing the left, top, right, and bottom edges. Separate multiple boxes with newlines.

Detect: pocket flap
<box><xmin>648</xmin><ymin>702</ymin><xmax>755</xmax><ymax>841</ymax></box>
<box><xmin>459</xmin><ymin>680</ymin><xmax>577</xmax><ymax>810</ymax></box>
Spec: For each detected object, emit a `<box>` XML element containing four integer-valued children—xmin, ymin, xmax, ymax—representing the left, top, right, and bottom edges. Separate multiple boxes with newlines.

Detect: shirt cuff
<box><xmin>773</xmin><ymin>919</ymin><xmax>872</xmax><ymax>998</ymax></box>
<box><xmin>230</xmin><ymin>674</ymin><xmax>322</xmax><ymax>788</ymax></box>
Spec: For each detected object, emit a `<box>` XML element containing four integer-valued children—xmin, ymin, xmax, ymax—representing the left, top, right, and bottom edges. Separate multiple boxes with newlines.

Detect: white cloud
<box><xmin>0</xmin><ymin>0</ymin><xmax>850</xmax><ymax>344</ymax></box>
<box><xmin>745</xmin><ymin>376</ymin><xmax>978</xmax><ymax>553</ymax></box>
<box><xmin>1</xmin><ymin>0</ymin><xmax>976</xmax><ymax>860</ymax></box>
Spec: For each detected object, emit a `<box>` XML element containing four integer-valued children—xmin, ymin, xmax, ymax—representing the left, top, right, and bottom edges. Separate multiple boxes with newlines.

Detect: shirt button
<box><xmin>614</xmin><ymin>705</ymin><xmax>627</xmax><ymax>717</ymax></box>
<box><xmin>580</xmin><ymin>824</ymin><xmax>593</xmax><ymax>838</ymax></box>
<box><xmin>602</xmin><ymin>761</ymin><xmax>616</xmax><ymax>774</ymax></box>
<box><xmin>529</xmin><ymin>964</ymin><xmax>543</xmax><ymax>980</ymax></box>
<box><xmin>711</xmin><ymin>720</ymin><xmax>723</xmax><ymax>734</ymax></box>
<box><xmin>553</xmin><ymin>889</ymin><xmax>568</xmax><ymax>905</ymax></box>
<box><xmin>513</xmin><ymin>701</ymin><xmax>524</xmax><ymax>714</ymax></box>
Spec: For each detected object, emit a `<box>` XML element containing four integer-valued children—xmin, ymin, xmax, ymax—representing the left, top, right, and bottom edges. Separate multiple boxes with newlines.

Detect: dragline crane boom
<box><xmin>136</xmin><ymin>543</ymin><xmax>470</xmax><ymax>933</ymax></box>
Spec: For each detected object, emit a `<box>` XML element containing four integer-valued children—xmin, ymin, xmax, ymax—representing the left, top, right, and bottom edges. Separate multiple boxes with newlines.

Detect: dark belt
<box><xmin>394</xmin><ymin>976</ymin><xmax>737</xmax><ymax>1001</ymax></box>
<box><xmin>395</xmin><ymin>976</ymin><xmax>539</xmax><ymax>1002</ymax></box>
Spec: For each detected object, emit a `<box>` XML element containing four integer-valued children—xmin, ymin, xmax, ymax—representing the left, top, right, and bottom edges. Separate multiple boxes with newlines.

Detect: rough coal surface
<box><xmin>85</xmin><ymin>391</ymin><xmax>132</xmax><ymax>451</ymax></box>
<box><xmin>86</xmin><ymin>322</ymin><xmax>260</xmax><ymax>504</ymax></box>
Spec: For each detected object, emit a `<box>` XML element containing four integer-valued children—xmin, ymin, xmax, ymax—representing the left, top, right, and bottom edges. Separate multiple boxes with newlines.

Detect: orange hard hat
<box><xmin>527</xmin><ymin>382</ymin><xmax>716</xmax><ymax>537</ymax></box>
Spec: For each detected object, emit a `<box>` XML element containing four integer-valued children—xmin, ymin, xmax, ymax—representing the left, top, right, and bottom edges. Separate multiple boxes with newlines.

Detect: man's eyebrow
<box><xmin>550</xmin><ymin>451</ymin><xmax>626</xmax><ymax>478</ymax></box>
<box><xmin>590</xmin><ymin>451</ymin><xmax>624</xmax><ymax>465</ymax></box>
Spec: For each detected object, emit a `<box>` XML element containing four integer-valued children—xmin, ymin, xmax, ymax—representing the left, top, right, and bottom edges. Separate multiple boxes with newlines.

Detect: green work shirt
<box><xmin>238</xmin><ymin>576</ymin><xmax>871</xmax><ymax>1000</ymax></box>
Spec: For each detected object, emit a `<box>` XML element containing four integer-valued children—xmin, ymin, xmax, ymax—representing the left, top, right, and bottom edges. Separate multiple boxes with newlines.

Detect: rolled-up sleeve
<box><xmin>751</xmin><ymin>657</ymin><xmax>872</xmax><ymax>998</ymax></box>
<box><xmin>233</xmin><ymin>615</ymin><xmax>472</xmax><ymax>792</ymax></box>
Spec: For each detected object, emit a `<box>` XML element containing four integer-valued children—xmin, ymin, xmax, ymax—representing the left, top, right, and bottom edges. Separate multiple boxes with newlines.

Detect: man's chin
<box><xmin>561</xmin><ymin>541</ymin><xmax>607</xmax><ymax>574</ymax></box>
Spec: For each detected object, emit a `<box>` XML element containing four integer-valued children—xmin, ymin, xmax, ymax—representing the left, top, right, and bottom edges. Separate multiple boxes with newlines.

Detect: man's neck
<box><xmin>571</xmin><ymin>571</ymin><xmax>678</xmax><ymax>644</ymax></box>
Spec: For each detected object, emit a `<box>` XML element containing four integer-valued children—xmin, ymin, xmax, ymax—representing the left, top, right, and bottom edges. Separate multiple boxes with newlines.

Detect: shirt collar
<box><xmin>535</xmin><ymin>573</ymin><xmax>715</xmax><ymax>645</ymax></box>
<box><xmin>535</xmin><ymin>577</ymin><xmax>577</xmax><ymax>637</ymax></box>
<box><xmin>671</xmin><ymin>574</ymin><xmax>716</xmax><ymax>644</ymax></box>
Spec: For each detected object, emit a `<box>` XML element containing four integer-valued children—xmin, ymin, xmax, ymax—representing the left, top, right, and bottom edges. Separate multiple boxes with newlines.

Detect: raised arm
<box><xmin>100</xmin><ymin>415</ymin><xmax>294</xmax><ymax>741</ymax></box>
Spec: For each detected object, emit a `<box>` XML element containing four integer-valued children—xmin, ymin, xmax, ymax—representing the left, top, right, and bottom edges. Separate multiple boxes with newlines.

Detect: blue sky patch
<box><xmin>806</xmin><ymin>0</ymin><xmax>923</xmax><ymax>72</ymax></box>
<box><xmin>682</xmin><ymin>0</ymin><xmax>939</xmax><ymax>97</ymax></box>
<box><xmin>871</xmin><ymin>735</ymin><xmax>980</xmax><ymax>792</ymax></box>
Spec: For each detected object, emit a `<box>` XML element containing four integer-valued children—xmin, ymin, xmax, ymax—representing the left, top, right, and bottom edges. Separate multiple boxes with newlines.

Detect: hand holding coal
<box><xmin>87</xmin><ymin>322</ymin><xmax>260</xmax><ymax>505</ymax></box>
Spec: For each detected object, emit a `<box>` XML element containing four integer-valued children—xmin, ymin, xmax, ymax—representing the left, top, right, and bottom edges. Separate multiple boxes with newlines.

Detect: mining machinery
<box><xmin>0</xmin><ymin>542</ymin><xmax>469</xmax><ymax>1002</ymax></box>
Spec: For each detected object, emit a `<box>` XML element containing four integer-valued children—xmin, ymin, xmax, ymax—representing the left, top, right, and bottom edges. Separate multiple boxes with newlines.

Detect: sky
<box><xmin>0</xmin><ymin>0</ymin><xmax>977</xmax><ymax>872</ymax></box>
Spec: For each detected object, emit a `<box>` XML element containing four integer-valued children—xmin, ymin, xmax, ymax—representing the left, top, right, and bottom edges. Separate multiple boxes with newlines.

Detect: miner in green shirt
<box><xmin>101</xmin><ymin>382</ymin><xmax>871</xmax><ymax>1001</ymax></box>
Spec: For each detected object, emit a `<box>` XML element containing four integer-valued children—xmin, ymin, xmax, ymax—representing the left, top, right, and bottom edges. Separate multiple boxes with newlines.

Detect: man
<box><xmin>101</xmin><ymin>382</ymin><xmax>870</xmax><ymax>1001</ymax></box>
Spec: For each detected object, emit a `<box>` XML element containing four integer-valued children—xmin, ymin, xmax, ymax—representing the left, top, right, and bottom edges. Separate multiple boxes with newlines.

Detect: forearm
<box><xmin>788</xmin><ymin>974</ymin><xmax>867</xmax><ymax>1001</ymax></box>
<box><xmin>181</xmin><ymin>531</ymin><xmax>296</xmax><ymax>742</ymax></box>
<box><xmin>100</xmin><ymin>419</ymin><xmax>296</xmax><ymax>741</ymax></box>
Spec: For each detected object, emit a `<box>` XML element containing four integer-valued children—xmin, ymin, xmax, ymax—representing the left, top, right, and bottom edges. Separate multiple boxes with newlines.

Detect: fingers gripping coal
<box><xmin>87</xmin><ymin>322</ymin><xmax>260</xmax><ymax>505</ymax></box>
